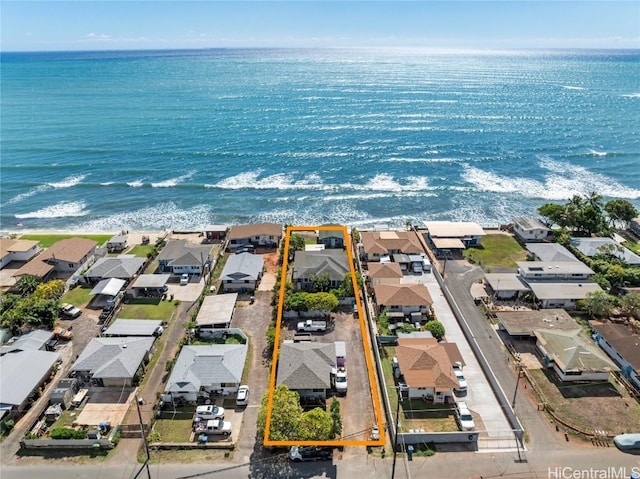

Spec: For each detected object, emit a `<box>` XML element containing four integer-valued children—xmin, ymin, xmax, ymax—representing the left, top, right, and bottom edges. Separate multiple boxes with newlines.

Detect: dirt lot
<box><xmin>526</xmin><ymin>368</ymin><xmax>640</xmax><ymax>435</ymax></box>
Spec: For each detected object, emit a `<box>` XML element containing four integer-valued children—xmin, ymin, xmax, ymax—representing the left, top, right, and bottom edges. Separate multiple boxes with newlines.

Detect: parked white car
<box><xmin>453</xmin><ymin>365</ymin><xmax>467</xmax><ymax>395</ymax></box>
<box><xmin>180</xmin><ymin>273</ymin><xmax>189</xmax><ymax>285</ymax></box>
<box><xmin>455</xmin><ymin>402</ymin><xmax>475</xmax><ymax>431</ymax></box>
<box><xmin>236</xmin><ymin>385</ymin><xmax>249</xmax><ymax>407</ymax></box>
<box><xmin>194</xmin><ymin>404</ymin><xmax>225</xmax><ymax>421</ymax></box>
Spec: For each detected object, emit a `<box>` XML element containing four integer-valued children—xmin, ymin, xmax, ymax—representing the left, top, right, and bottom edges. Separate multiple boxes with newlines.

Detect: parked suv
<box><xmin>193</xmin><ymin>404</ymin><xmax>225</xmax><ymax>421</ymax></box>
<box><xmin>180</xmin><ymin>273</ymin><xmax>189</xmax><ymax>285</ymax></box>
<box><xmin>455</xmin><ymin>402</ymin><xmax>475</xmax><ymax>431</ymax></box>
<box><xmin>60</xmin><ymin>303</ymin><xmax>82</xmax><ymax>319</ymax></box>
<box><xmin>289</xmin><ymin>446</ymin><xmax>333</xmax><ymax>462</ymax></box>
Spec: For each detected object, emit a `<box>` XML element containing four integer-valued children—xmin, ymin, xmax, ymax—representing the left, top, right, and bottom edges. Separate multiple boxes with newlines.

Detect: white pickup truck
<box><xmin>296</xmin><ymin>319</ymin><xmax>327</xmax><ymax>332</ymax></box>
<box><xmin>194</xmin><ymin>419</ymin><xmax>232</xmax><ymax>436</ymax></box>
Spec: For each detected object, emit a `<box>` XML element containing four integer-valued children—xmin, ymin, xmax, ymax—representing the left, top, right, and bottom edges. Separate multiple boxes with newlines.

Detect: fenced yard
<box><xmin>463</xmin><ymin>234</ymin><xmax>528</xmax><ymax>269</ymax></box>
<box><xmin>120</xmin><ymin>298</ymin><xmax>179</xmax><ymax>319</ymax></box>
<box><xmin>527</xmin><ymin>368</ymin><xmax>640</xmax><ymax>435</ymax></box>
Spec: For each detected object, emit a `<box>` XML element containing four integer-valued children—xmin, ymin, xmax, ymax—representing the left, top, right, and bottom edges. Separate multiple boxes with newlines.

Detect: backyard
<box><xmin>19</xmin><ymin>234</ymin><xmax>111</xmax><ymax>248</ymax></box>
<box><xmin>61</xmin><ymin>286</ymin><xmax>93</xmax><ymax>308</ymax></box>
<box><xmin>463</xmin><ymin>234</ymin><xmax>528</xmax><ymax>269</ymax></box>
<box><xmin>120</xmin><ymin>298</ymin><xmax>180</xmax><ymax>320</ymax></box>
<box><xmin>526</xmin><ymin>368</ymin><xmax>640</xmax><ymax>435</ymax></box>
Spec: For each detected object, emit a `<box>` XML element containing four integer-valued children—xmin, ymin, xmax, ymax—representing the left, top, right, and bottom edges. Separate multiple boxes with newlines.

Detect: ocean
<box><xmin>1</xmin><ymin>48</ymin><xmax>639</xmax><ymax>232</ymax></box>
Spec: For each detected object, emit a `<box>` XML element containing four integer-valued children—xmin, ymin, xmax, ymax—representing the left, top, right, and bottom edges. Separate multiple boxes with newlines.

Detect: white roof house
<box><xmin>571</xmin><ymin>237</ymin><xmax>640</xmax><ymax>266</ymax></box>
<box><xmin>517</xmin><ymin>261</ymin><xmax>594</xmax><ymax>280</ymax></box>
<box><xmin>196</xmin><ymin>293</ymin><xmax>238</xmax><ymax>328</ymax></box>
<box><xmin>513</xmin><ymin>217</ymin><xmax>551</xmax><ymax>242</ymax></box>
<box><xmin>102</xmin><ymin>319</ymin><xmax>163</xmax><ymax>337</ymax></box>
<box><xmin>219</xmin><ymin>253</ymin><xmax>264</xmax><ymax>292</ymax></box>
<box><xmin>424</xmin><ymin>221</ymin><xmax>485</xmax><ymax>238</ymax></box>
<box><xmin>527</xmin><ymin>281</ymin><xmax>602</xmax><ymax>309</ymax></box>
<box><xmin>165</xmin><ymin>344</ymin><xmax>247</xmax><ymax>400</ymax></box>
<box><xmin>526</xmin><ymin>243</ymin><xmax>579</xmax><ymax>263</ymax></box>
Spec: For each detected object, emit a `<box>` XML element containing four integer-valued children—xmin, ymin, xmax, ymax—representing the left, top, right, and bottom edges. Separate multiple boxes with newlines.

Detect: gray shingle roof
<box><xmin>103</xmin><ymin>319</ymin><xmax>162</xmax><ymax>337</ymax></box>
<box><xmin>220</xmin><ymin>253</ymin><xmax>264</xmax><ymax>281</ymax></box>
<box><xmin>71</xmin><ymin>337</ymin><xmax>153</xmax><ymax>379</ymax></box>
<box><xmin>0</xmin><ymin>330</ymin><xmax>53</xmax><ymax>354</ymax></box>
<box><xmin>277</xmin><ymin>342</ymin><xmax>335</xmax><ymax>390</ymax></box>
<box><xmin>0</xmin><ymin>349</ymin><xmax>61</xmax><ymax>407</ymax></box>
<box><xmin>165</xmin><ymin>344</ymin><xmax>247</xmax><ymax>393</ymax></box>
<box><xmin>84</xmin><ymin>257</ymin><xmax>145</xmax><ymax>280</ymax></box>
<box><xmin>157</xmin><ymin>240</ymin><xmax>212</xmax><ymax>266</ymax></box>
<box><xmin>292</xmin><ymin>250</ymin><xmax>350</xmax><ymax>282</ymax></box>
<box><xmin>526</xmin><ymin>243</ymin><xmax>579</xmax><ymax>263</ymax></box>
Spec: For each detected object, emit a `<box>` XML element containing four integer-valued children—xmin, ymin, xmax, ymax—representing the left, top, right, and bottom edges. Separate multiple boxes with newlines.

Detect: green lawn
<box><xmin>464</xmin><ymin>234</ymin><xmax>528</xmax><ymax>269</ymax></box>
<box><xmin>120</xmin><ymin>298</ymin><xmax>179</xmax><ymax>320</ymax></box>
<box><xmin>19</xmin><ymin>234</ymin><xmax>111</xmax><ymax>248</ymax></box>
<box><xmin>152</xmin><ymin>419</ymin><xmax>193</xmax><ymax>442</ymax></box>
<box><xmin>62</xmin><ymin>286</ymin><xmax>93</xmax><ymax>308</ymax></box>
<box><xmin>126</xmin><ymin>244</ymin><xmax>156</xmax><ymax>258</ymax></box>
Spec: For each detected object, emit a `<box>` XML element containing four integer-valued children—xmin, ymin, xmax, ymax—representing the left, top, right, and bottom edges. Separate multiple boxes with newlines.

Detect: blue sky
<box><xmin>2</xmin><ymin>1</ymin><xmax>639</xmax><ymax>51</ymax></box>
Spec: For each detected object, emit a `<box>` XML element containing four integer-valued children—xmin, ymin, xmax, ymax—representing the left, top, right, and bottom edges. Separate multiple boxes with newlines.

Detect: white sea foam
<box><xmin>462</xmin><ymin>157</ymin><xmax>640</xmax><ymax>201</ymax></box>
<box><xmin>6</xmin><ymin>185</ymin><xmax>48</xmax><ymax>204</ymax></box>
<box><xmin>100</xmin><ymin>181</ymin><xmax>115</xmax><ymax>186</ymax></box>
<box><xmin>15</xmin><ymin>201</ymin><xmax>88</xmax><ymax>219</ymax></box>
<box><xmin>588</xmin><ymin>149</ymin><xmax>607</xmax><ymax>157</ymax></box>
<box><xmin>383</xmin><ymin>157</ymin><xmax>463</xmax><ymax>163</ymax></box>
<box><xmin>209</xmin><ymin>171</ymin><xmax>330</xmax><ymax>191</ymax></box>
<box><xmin>77</xmin><ymin>203</ymin><xmax>212</xmax><ymax>232</ymax></box>
<box><xmin>622</xmin><ymin>93</ymin><xmax>640</xmax><ymax>98</ymax></box>
<box><xmin>48</xmin><ymin>174</ymin><xmax>87</xmax><ymax>189</ymax></box>
<box><xmin>151</xmin><ymin>171</ymin><xmax>195</xmax><ymax>188</ymax></box>
<box><xmin>127</xmin><ymin>180</ymin><xmax>145</xmax><ymax>187</ymax></box>
<box><xmin>561</xmin><ymin>85</ymin><xmax>586</xmax><ymax>90</ymax></box>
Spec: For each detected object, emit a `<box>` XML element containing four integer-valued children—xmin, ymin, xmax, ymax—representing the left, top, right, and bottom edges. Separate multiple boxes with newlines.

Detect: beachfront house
<box><xmin>106</xmin><ymin>234</ymin><xmax>128</xmax><ymax>253</ymax></box>
<box><xmin>0</xmin><ymin>239</ymin><xmax>42</xmax><ymax>270</ymax></box>
<box><xmin>570</xmin><ymin>237</ymin><xmax>640</xmax><ymax>266</ymax></box>
<box><xmin>203</xmin><ymin>225</ymin><xmax>228</xmax><ymax>242</ymax></box>
<box><xmin>227</xmin><ymin>222</ymin><xmax>283</xmax><ymax>251</ymax></box>
<box><xmin>83</xmin><ymin>256</ymin><xmax>145</xmax><ymax>284</ymax></box>
<box><xmin>359</xmin><ymin>230</ymin><xmax>423</xmax><ymax>263</ymax></box>
<box><xmin>318</xmin><ymin>228</ymin><xmax>345</xmax><ymax>249</ymax></box>
<box><xmin>512</xmin><ymin>217</ymin><xmax>551</xmax><ymax>243</ymax></box>
<box><xmin>525</xmin><ymin>243</ymin><xmax>579</xmax><ymax>263</ymax></box>
<box><xmin>12</xmin><ymin>238</ymin><xmax>97</xmax><ymax>281</ymax></box>
<box><xmin>424</xmin><ymin>221</ymin><xmax>485</xmax><ymax>258</ymax></box>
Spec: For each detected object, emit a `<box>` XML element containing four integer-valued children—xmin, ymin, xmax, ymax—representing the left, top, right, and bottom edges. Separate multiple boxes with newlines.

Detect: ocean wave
<box><xmin>6</xmin><ymin>185</ymin><xmax>49</xmax><ymax>205</ymax></box>
<box><xmin>15</xmin><ymin>201</ymin><xmax>88</xmax><ymax>219</ymax></box>
<box><xmin>588</xmin><ymin>149</ymin><xmax>607</xmax><ymax>157</ymax></box>
<box><xmin>100</xmin><ymin>181</ymin><xmax>115</xmax><ymax>186</ymax></box>
<box><xmin>127</xmin><ymin>180</ymin><xmax>145</xmax><ymax>187</ymax></box>
<box><xmin>151</xmin><ymin>171</ymin><xmax>196</xmax><ymax>188</ymax></box>
<box><xmin>622</xmin><ymin>93</ymin><xmax>640</xmax><ymax>98</ymax></box>
<box><xmin>383</xmin><ymin>157</ymin><xmax>464</xmax><ymax>164</ymax></box>
<box><xmin>561</xmin><ymin>85</ymin><xmax>586</xmax><ymax>90</ymax></box>
<box><xmin>207</xmin><ymin>171</ymin><xmax>332</xmax><ymax>191</ymax></box>
<box><xmin>462</xmin><ymin>157</ymin><xmax>640</xmax><ymax>201</ymax></box>
<box><xmin>48</xmin><ymin>174</ymin><xmax>87</xmax><ymax>189</ymax></box>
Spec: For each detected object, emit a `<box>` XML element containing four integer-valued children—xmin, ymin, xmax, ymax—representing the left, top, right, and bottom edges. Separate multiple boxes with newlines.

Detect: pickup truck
<box><xmin>194</xmin><ymin>419</ymin><xmax>232</xmax><ymax>436</ymax></box>
<box><xmin>297</xmin><ymin>320</ymin><xmax>327</xmax><ymax>332</ymax></box>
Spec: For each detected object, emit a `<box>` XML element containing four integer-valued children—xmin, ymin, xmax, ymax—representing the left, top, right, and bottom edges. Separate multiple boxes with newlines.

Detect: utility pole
<box><xmin>512</xmin><ymin>361</ymin><xmax>524</xmax><ymax>408</ymax></box>
<box><xmin>390</xmin><ymin>388</ymin><xmax>402</xmax><ymax>479</ymax></box>
<box><xmin>132</xmin><ymin>395</ymin><xmax>151</xmax><ymax>479</ymax></box>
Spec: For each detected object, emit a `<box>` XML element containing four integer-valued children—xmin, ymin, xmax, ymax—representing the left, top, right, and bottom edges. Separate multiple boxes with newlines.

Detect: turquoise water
<box><xmin>1</xmin><ymin>48</ymin><xmax>639</xmax><ymax>231</ymax></box>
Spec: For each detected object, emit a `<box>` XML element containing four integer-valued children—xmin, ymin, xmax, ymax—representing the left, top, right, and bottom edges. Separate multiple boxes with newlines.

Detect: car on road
<box><xmin>613</xmin><ymin>433</ymin><xmax>640</xmax><ymax>452</ymax></box>
<box><xmin>180</xmin><ymin>273</ymin><xmax>189</xmax><ymax>285</ymax></box>
<box><xmin>289</xmin><ymin>446</ymin><xmax>333</xmax><ymax>462</ymax></box>
<box><xmin>455</xmin><ymin>402</ymin><xmax>475</xmax><ymax>431</ymax></box>
<box><xmin>60</xmin><ymin>303</ymin><xmax>82</xmax><ymax>319</ymax></box>
<box><xmin>53</xmin><ymin>326</ymin><xmax>73</xmax><ymax>341</ymax></box>
<box><xmin>194</xmin><ymin>404</ymin><xmax>225</xmax><ymax>421</ymax></box>
<box><xmin>453</xmin><ymin>365</ymin><xmax>467</xmax><ymax>394</ymax></box>
<box><xmin>236</xmin><ymin>385</ymin><xmax>249</xmax><ymax>407</ymax></box>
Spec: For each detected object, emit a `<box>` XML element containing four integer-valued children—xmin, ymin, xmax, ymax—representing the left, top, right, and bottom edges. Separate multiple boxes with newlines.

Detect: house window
<box><xmin>245</xmin><ymin>280</ymin><xmax>250</xmax><ymax>283</ymax></box>
<box><xmin>220</xmin><ymin>383</ymin><xmax>228</xmax><ymax>388</ymax></box>
<box><xmin>565</xmin><ymin>371</ymin><xmax>582</xmax><ymax>376</ymax></box>
<box><xmin>312</xmin><ymin>389</ymin><xmax>324</xmax><ymax>392</ymax></box>
<box><xmin>68</xmin><ymin>263</ymin><xmax>75</xmax><ymax>268</ymax></box>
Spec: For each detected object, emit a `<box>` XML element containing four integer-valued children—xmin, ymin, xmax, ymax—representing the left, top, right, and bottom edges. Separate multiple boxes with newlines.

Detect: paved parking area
<box><xmin>166</xmin><ymin>276</ymin><xmax>204</xmax><ymax>302</ymax></box>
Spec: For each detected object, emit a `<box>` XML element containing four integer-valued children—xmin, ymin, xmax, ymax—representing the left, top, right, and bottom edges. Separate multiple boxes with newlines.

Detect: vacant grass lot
<box><xmin>464</xmin><ymin>234</ymin><xmax>528</xmax><ymax>269</ymax></box>
<box><xmin>19</xmin><ymin>234</ymin><xmax>111</xmax><ymax>248</ymax></box>
<box><xmin>120</xmin><ymin>298</ymin><xmax>179</xmax><ymax>320</ymax></box>
<box><xmin>126</xmin><ymin>244</ymin><xmax>156</xmax><ymax>258</ymax></box>
<box><xmin>153</xmin><ymin>419</ymin><xmax>193</xmax><ymax>442</ymax></box>
<box><xmin>61</xmin><ymin>286</ymin><xmax>93</xmax><ymax>308</ymax></box>
<box><xmin>527</xmin><ymin>368</ymin><xmax>640</xmax><ymax>435</ymax></box>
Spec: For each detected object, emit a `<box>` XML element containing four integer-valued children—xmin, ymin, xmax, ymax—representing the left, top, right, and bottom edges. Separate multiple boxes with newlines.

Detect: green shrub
<box><xmin>50</xmin><ymin>427</ymin><xmax>86</xmax><ymax>439</ymax></box>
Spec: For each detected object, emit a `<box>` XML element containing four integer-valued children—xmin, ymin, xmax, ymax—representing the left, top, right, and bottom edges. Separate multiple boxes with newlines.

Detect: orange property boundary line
<box><xmin>263</xmin><ymin>225</ymin><xmax>386</xmax><ymax>447</ymax></box>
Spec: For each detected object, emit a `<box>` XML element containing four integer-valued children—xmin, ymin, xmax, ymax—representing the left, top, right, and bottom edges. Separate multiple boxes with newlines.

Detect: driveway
<box><xmin>166</xmin><ymin>276</ymin><xmax>204</xmax><ymax>302</ymax></box>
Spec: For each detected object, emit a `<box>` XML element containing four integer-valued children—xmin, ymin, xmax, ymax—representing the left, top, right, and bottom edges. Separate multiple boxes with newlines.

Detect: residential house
<box><xmin>128</xmin><ymin>274</ymin><xmax>171</xmax><ymax>298</ymax></box>
<box><xmin>165</xmin><ymin>343</ymin><xmax>248</xmax><ymax>402</ymax></box>
<box><xmin>517</xmin><ymin>260</ymin><xmax>594</xmax><ymax>282</ymax></box>
<box><xmin>0</xmin><ymin>239</ymin><xmax>41</xmax><ymax>269</ymax></box>
<box><xmin>318</xmin><ymin>229</ymin><xmax>345</xmax><ymax>249</ymax></box>
<box><xmin>203</xmin><ymin>225</ymin><xmax>228</xmax><ymax>242</ymax></box>
<box><xmin>526</xmin><ymin>243</ymin><xmax>579</xmax><ymax>263</ymax></box>
<box><xmin>106</xmin><ymin>234</ymin><xmax>128</xmax><ymax>253</ymax></box>
<box><xmin>512</xmin><ymin>217</ymin><xmax>551</xmax><ymax>242</ymax></box>
<box><xmin>494</xmin><ymin>309</ymin><xmax>579</xmax><ymax>338</ymax></box>
<box><xmin>227</xmin><ymin>222</ymin><xmax>283</xmax><ymax>250</ymax></box>
<box><xmin>277</xmin><ymin>342</ymin><xmax>336</xmax><ymax>401</ymax></box>
<box><xmin>394</xmin><ymin>337</ymin><xmax>463</xmax><ymax>402</ymax></box>
<box><xmin>0</xmin><ymin>348</ymin><xmax>61</xmax><ymax>418</ymax></box>
<box><xmin>83</xmin><ymin>256</ymin><xmax>145</xmax><ymax>284</ymax></box>
<box><xmin>590</xmin><ymin>321</ymin><xmax>640</xmax><ymax>390</ymax></box>
<box><xmin>359</xmin><ymin>230</ymin><xmax>423</xmax><ymax>263</ymax></box>
<box><xmin>534</xmin><ymin>328</ymin><xmax>618</xmax><ymax>382</ymax></box>
<box><xmin>13</xmin><ymin>238</ymin><xmax>97</xmax><ymax>280</ymax></box>
<box><xmin>373</xmin><ymin>284</ymin><xmax>433</xmax><ymax>322</ymax></box>
<box><xmin>367</xmin><ymin>262</ymin><xmax>403</xmax><ymax>287</ymax></box>
<box><xmin>292</xmin><ymin>249</ymin><xmax>350</xmax><ymax>291</ymax></box>
<box><xmin>571</xmin><ymin>237</ymin><xmax>640</xmax><ymax>266</ymax></box>
<box><xmin>102</xmin><ymin>319</ymin><xmax>163</xmax><ymax>337</ymax></box>
<box><xmin>0</xmin><ymin>330</ymin><xmax>55</xmax><ymax>355</ymax></box>
<box><xmin>527</xmin><ymin>281</ymin><xmax>602</xmax><ymax>310</ymax></box>
<box><xmin>483</xmin><ymin>273</ymin><xmax>530</xmax><ymax>300</ymax></box>
<box><xmin>424</xmin><ymin>221</ymin><xmax>485</xmax><ymax>257</ymax></box>
<box><xmin>195</xmin><ymin>293</ymin><xmax>238</xmax><ymax>334</ymax></box>
<box><xmin>157</xmin><ymin>240</ymin><xmax>213</xmax><ymax>275</ymax></box>
<box><xmin>219</xmin><ymin>253</ymin><xmax>264</xmax><ymax>292</ymax></box>
<box><xmin>71</xmin><ymin>337</ymin><xmax>154</xmax><ymax>387</ymax></box>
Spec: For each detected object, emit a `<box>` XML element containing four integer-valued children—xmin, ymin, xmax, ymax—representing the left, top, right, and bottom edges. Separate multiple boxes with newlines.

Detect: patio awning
<box><xmin>90</xmin><ymin>278</ymin><xmax>126</xmax><ymax>297</ymax></box>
